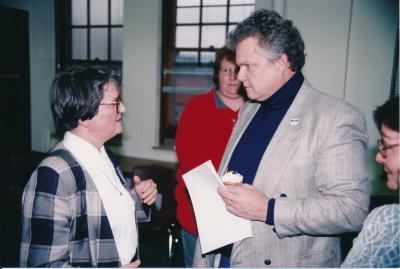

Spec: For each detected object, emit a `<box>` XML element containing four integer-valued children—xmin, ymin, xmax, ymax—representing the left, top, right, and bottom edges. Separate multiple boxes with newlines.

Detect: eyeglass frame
<box><xmin>376</xmin><ymin>139</ymin><xmax>400</xmax><ymax>157</ymax></box>
<box><xmin>99</xmin><ymin>99</ymin><xmax>121</xmax><ymax>114</ymax></box>
<box><xmin>219</xmin><ymin>67</ymin><xmax>239</xmax><ymax>77</ymax></box>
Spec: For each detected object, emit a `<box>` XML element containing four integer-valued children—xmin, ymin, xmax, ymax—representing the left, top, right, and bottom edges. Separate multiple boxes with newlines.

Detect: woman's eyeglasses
<box><xmin>376</xmin><ymin>139</ymin><xmax>399</xmax><ymax>158</ymax></box>
<box><xmin>219</xmin><ymin>67</ymin><xmax>239</xmax><ymax>77</ymax></box>
<box><xmin>100</xmin><ymin>99</ymin><xmax>121</xmax><ymax>113</ymax></box>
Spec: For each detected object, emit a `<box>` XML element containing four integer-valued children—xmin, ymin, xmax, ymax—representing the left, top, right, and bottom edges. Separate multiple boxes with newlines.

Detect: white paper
<box><xmin>182</xmin><ymin>160</ymin><xmax>253</xmax><ymax>254</ymax></box>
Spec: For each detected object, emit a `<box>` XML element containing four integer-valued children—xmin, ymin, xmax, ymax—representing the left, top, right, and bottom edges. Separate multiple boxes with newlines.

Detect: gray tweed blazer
<box><xmin>193</xmin><ymin>80</ymin><xmax>369</xmax><ymax>267</ymax></box>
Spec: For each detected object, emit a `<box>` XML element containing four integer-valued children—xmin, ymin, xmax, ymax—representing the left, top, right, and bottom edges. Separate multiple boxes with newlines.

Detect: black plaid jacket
<box><xmin>20</xmin><ymin>143</ymin><xmax>150</xmax><ymax>267</ymax></box>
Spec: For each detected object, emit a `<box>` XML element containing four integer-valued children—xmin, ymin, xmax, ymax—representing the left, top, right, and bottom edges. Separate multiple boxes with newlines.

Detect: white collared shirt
<box><xmin>63</xmin><ymin>131</ymin><xmax>137</xmax><ymax>265</ymax></box>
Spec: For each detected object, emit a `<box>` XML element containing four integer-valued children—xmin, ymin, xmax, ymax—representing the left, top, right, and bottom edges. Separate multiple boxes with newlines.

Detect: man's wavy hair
<box><xmin>227</xmin><ymin>9</ymin><xmax>305</xmax><ymax>72</ymax></box>
<box><xmin>50</xmin><ymin>66</ymin><xmax>121</xmax><ymax>137</ymax></box>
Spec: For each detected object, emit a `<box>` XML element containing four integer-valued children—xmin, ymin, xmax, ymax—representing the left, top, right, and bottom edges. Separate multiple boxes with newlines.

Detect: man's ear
<box><xmin>276</xmin><ymin>54</ymin><xmax>290</xmax><ymax>72</ymax></box>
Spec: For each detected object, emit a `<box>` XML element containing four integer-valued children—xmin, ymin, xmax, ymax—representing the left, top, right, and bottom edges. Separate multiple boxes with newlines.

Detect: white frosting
<box><xmin>222</xmin><ymin>171</ymin><xmax>243</xmax><ymax>184</ymax></box>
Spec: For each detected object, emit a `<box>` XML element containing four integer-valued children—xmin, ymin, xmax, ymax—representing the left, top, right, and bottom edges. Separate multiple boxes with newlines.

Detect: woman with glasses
<box><xmin>20</xmin><ymin>66</ymin><xmax>158</xmax><ymax>267</ymax></box>
<box><xmin>342</xmin><ymin>97</ymin><xmax>399</xmax><ymax>267</ymax></box>
<box><xmin>174</xmin><ymin>46</ymin><xmax>246</xmax><ymax>267</ymax></box>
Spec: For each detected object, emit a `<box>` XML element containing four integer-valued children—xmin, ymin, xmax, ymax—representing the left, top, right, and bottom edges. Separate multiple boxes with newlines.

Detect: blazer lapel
<box><xmin>218</xmin><ymin>101</ymin><xmax>260</xmax><ymax>175</ymax></box>
<box><xmin>253</xmin><ymin>82</ymin><xmax>314</xmax><ymax>195</ymax></box>
<box><xmin>219</xmin><ymin>81</ymin><xmax>315</xmax><ymax>195</ymax></box>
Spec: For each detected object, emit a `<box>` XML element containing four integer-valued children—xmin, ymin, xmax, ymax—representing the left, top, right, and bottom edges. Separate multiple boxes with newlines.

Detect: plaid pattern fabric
<box><xmin>20</xmin><ymin>143</ymin><xmax>149</xmax><ymax>267</ymax></box>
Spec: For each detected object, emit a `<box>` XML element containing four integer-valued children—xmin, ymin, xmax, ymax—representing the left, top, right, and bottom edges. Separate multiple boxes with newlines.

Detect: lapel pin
<box><xmin>290</xmin><ymin>118</ymin><xmax>299</xmax><ymax>126</ymax></box>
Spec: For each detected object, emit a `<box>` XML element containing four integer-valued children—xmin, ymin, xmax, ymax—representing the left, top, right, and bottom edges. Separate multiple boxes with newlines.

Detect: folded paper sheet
<box><xmin>183</xmin><ymin>160</ymin><xmax>253</xmax><ymax>254</ymax></box>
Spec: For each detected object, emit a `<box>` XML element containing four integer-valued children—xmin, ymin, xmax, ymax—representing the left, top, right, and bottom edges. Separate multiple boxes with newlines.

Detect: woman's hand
<box><xmin>133</xmin><ymin>176</ymin><xmax>158</xmax><ymax>205</ymax></box>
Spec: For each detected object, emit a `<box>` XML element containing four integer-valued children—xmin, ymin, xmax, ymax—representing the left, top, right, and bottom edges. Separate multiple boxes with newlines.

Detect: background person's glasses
<box><xmin>376</xmin><ymin>139</ymin><xmax>399</xmax><ymax>157</ymax></box>
<box><xmin>219</xmin><ymin>67</ymin><xmax>238</xmax><ymax>77</ymax></box>
<box><xmin>100</xmin><ymin>99</ymin><xmax>120</xmax><ymax>113</ymax></box>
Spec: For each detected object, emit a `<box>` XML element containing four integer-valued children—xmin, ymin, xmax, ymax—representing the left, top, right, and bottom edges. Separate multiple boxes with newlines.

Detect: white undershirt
<box><xmin>63</xmin><ymin>131</ymin><xmax>137</xmax><ymax>265</ymax></box>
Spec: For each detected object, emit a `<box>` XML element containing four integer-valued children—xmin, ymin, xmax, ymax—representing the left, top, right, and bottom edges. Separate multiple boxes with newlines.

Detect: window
<box><xmin>160</xmin><ymin>0</ymin><xmax>254</xmax><ymax>147</ymax></box>
<box><xmin>55</xmin><ymin>0</ymin><xmax>124</xmax><ymax>145</ymax></box>
<box><xmin>56</xmin><ymin>0</ymin><xmax>124</xmax><ymax>71</ymax></box>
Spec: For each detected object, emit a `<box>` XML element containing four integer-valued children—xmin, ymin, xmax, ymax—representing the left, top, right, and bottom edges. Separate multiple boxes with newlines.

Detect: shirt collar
<box><xmin>63</xmin><ymin>131</ymin><xmax>109</xmax><ymax>172</ymax></box>
<box><xmin>214</xmin><ymin>88</ymin><xmax>229</xmax><ymax>109</ymax></box>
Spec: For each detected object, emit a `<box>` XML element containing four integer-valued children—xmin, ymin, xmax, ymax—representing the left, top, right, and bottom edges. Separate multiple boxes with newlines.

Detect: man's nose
<box><xmin>375</xmin><ymin>150</ymin><xmax>384</xmax><ymax>164</ymax></box>
<box><xmin>237</xmin><ymin>67</ymin><xmax>245</xmax><ymax>82</ymax></box>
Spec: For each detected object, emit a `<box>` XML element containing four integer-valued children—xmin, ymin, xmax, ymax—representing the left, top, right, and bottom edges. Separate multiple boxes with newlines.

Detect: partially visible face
<box><xmin>217</xmin><ymin>58</ymin><xmax>242</xmax><ymax>101</ymax></box>
<box><xmin>236</xmin><ymin>36</ymin><xmax>285</xmax><ymax>101</ymax></box>
<box><xmin>375</xmin><ymin>123</ymin><xmax>400</xmax><ymax>190</ymax></box>
<box><xmin>88</xmin><ymin>82</ymin><xmax>126</xmax><ymax>144</ymax></box>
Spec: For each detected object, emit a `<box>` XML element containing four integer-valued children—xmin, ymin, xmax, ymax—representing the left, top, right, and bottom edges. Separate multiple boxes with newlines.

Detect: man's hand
<box><xmin>133</xmin><ymin>176</ymin><xmax>158</xmax><ymax>205</ymax></box>
<box><xmin>218</xmin><ymin>184</ymin><xmax>269</xmax><ymax>221</ymax></box>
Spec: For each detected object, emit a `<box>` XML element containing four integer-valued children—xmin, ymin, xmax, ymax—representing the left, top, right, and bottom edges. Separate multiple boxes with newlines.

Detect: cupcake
<box><xmin>221</xmin><ymin>171</ymin><xmax>243</xmax><ymax>185</ymax></box>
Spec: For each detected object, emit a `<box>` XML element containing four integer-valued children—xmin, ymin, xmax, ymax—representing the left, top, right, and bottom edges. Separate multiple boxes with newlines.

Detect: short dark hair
<box><xmin>374</xmin><ymin>96</ymin><xmax>399</xmax><ymax>132</ymax></box>
<box><xmin>50</xmin><ymin>66</ymin><xmax>122</xmax><ymax>137</ymax></box>
<box><xmin>227</xmin><ymin>9</ymin><xmax>305</xmax><ymax>72</ymax></box>
<box><xmin>212</xmin><ymin>46</ymin><xmax>237</xmax><ymax>88</ymax></box>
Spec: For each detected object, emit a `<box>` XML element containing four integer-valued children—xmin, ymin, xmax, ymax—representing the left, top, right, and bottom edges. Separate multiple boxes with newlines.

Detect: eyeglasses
<box><xmin>376</xmin><ymin>139</ymin><xmax>399</xmax><ymax>157</ymax></box>
<box><xmin>100</xmin><ymin>99</ymin><xmax>121</xmax><ymax>113</ymax></box>
<box><xmin>219</xmin><ymin>67</ymin><xmax>239</xmax><ymax>77</ymax></box>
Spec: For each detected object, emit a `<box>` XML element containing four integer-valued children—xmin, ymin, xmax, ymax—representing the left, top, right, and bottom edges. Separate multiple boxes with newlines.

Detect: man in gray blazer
<box><xmin>193</xmin><ymin>9</ymin><xmax>369</xmax><ymax>268</ymax></box>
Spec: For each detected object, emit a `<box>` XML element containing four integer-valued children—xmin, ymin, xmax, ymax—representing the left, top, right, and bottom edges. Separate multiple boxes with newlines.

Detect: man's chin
<box><xmin>246</xmin><ymin>92</ymin><xmax>259</xmax><ymax>102</ymax></box>
<box><xmin>248</xmin><ymin>96</ymin><xmax>267</xmax><ymax>102</ymax></box>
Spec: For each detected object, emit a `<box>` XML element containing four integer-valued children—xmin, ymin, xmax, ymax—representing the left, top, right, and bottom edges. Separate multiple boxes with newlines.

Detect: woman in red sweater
<box><xmin>174</xmin><ymin>46</ymin><xmax>245</xmax><ymax>267</ymax></box>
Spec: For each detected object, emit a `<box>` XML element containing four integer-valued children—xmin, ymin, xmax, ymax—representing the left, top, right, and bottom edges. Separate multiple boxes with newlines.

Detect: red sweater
<box><xmin>175</xmin><ymin>90</ymin><xmax>239</xmax><ymax>235</ymax></box>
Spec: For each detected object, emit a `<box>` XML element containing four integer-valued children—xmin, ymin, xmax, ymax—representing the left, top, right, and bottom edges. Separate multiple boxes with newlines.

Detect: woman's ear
<box><xmin>78</xmin><ymin>118</ymin><xmax>90</xmax><ymax>128</ymax></box>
